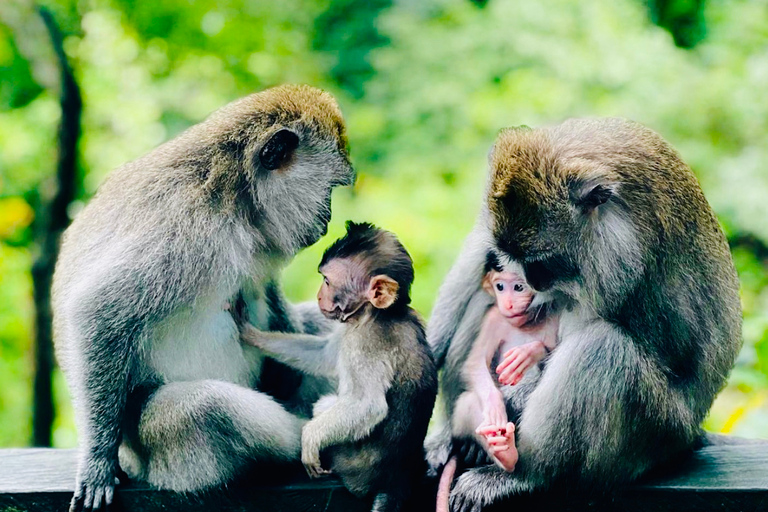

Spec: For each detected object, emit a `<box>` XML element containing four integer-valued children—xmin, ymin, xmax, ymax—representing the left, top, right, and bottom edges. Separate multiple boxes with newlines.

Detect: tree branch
<box><xmin>30</xmin><ymin>6</ymin><xmax>82</xmax><ymax>447</ymax></box>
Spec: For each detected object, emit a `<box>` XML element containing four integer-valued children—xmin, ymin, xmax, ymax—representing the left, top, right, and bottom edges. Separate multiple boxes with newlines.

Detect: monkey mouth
<box><xmin>321</xmin><ymin>308</ymin><xmax>342</xmax><ymax>321</ymax></box>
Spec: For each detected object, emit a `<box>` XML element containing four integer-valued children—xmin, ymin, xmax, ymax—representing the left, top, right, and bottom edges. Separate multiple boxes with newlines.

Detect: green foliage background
<box><xmin>2</xmin><ymin>0</ymin><xmax>768</xmax><ymax>447</ymax></box>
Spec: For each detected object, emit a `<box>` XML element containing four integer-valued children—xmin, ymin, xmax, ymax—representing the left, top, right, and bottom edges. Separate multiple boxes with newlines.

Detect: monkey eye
<box><xmin>578</xmin><ymin>184</ymin><xmax>613</xmax><ymax>212</ymax></box>
<box><xmin>513</xmin><ymin>283</ymin><xmax>525</xmax><ymax>292</ymax></box>
<box><xmin>495</xmin><ymin>282</ymin><xmax>505</xmax><ymax>292</ymax></box>
<box><xmin>259</xmin><ymin>129</ymin><xmax>299</xmax><ymax>171</ymax></box>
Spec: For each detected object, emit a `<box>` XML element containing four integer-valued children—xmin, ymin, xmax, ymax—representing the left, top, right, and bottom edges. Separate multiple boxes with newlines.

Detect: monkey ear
<box><xmin>259</xmin><ymin>129</ymin><xmax>299</xmax><ymax>171</ymax></box>
<box><xmin>579</xmin><ymin>184</ymin><xmax>613</xmax><ymax>212</ymax></box>
<box><xmin>481</xmin><ymin>273</ymin><xmax>495</xmax><ymax>296</ymax></box>
<box><xmin>368</xmin><ymin>275</ymin><xmax>399</xmax><ymax>309</ymax></box>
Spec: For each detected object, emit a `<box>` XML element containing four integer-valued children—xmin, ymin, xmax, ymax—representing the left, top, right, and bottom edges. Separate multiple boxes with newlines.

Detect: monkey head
<box><xmin>200</xmin><ymin>84</ymin><xmax>354</xmax><ymax>256</ymax></box>
<box><xmin>486</xmin><ymin>119</ymin><xmax>655</xmax><ymax>305</ymax></box>
<box><xmin>317</xmin><ymin>221</ymin><xmax>414</xmax><ymax>322</ymax></box>
<box><xmin>482</xmin><ymin>252</ymin><xmax>535</xmax><ymax>327</ymax></box>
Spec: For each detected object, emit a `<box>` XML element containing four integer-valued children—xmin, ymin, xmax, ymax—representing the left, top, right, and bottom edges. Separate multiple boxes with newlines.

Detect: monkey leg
<box><xmin>312</xmin><ymin>394</ymin><xmax>339</xmax><ymax>416</ymax></box>
<box><xmin>119</xmin><ymin>379</ymin><xmax>303</xmax><ymax>492</ymax></box>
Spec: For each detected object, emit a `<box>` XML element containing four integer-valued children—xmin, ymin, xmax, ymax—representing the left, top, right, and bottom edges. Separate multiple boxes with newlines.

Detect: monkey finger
<box><xmin>495</xmin><ymin>352</ymin><xmax>520</xmax><ymax>373</ymax></box>
<box><xmin>499</xmin><ymin>353</ymin><xmax>527</xmax><ymax>374</ymax></box>
<box><xmin>69</xmin><ymin>492</ymin><xmax>84</xmax><ymax>512</ymax></box>
<box><xmin>92</xmin><ymin>488</ymin><xmax>104</xmax><ymax>511</ymax></box>
<box><xmin>500</xmin><ymin>357</ymin><xmax>530</xmax><ymax>383</ymax></box>
<box><xmin>507</xmin><ymin>366</ymin><xmax>531</xmax><ymax>385</ymax></box>
<box><xmin>476</xmin><ymin>424</ymin><xmax>501</xmax><ymax>436</ymax></box>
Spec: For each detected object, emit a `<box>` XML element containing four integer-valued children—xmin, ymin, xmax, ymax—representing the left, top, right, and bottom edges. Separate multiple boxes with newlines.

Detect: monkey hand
<box><xmin>301</xmin><ymin>424</ymin><xmax>332</xmax><ymax>478</ymax></box>
<box><xmin>301</xmin><ymin>448</ymin><xmax>331</xmax><ymax>478</ymax></box>
<box><xmin>476</xmin><ymin>422</ymin><xmax>517</xmax><ymax>472</ymax></box>
<box><xmin>496</xmin><ymin>341</ymin><xmax>547</xmax><ymax>386</ymax></box>
<box><xmin>238</xmin><ymin>323</ymin><xmax>266</xmax><ymax>348</ymax></box>
<box><xmin>70</xmin><ymin>457</ymin><xmax>120</xmax><ymax>512</ymax></box>
<box><xmin>453</xmin><ymin>438</ymin><xmax>491</xmax><ymax>468</ymax></box>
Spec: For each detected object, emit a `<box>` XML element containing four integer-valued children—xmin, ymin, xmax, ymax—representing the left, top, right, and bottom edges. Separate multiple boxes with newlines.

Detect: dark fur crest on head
<box><xmin>484</xmin><ymin>251</ymin><xmax>503</xmax><ymax>274</ymax></box>
<box><xmin>320</xmin><ymin>221</ymin><xmax>414</xmax><ymax>310</ymax></box>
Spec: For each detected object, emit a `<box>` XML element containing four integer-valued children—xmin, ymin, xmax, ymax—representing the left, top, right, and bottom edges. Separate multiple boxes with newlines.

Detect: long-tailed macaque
<box><xmin>436</xmin><ymin>256</ymin><xmax>559</xmax><ymax>512</ymax></box>
<box><xmin>52</xmin><ymin>85</ymin><xmax>354</xmax><ymax>511</ymax></box>
<box><xmin>427</xmin><ymin>118</ymin><xmax>742</xmax><ymax>512</ymax></box>
<box><xmin>240</xmin><ymin>222</ymin><xmax>438</xmax><ymax>512</ymax></box>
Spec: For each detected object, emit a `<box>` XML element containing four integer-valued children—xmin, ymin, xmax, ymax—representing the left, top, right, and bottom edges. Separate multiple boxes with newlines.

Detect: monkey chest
<box><xmin>145</xmin><ymin>294</ymin><xmax>264</xmax><ymax>387</ymax></box>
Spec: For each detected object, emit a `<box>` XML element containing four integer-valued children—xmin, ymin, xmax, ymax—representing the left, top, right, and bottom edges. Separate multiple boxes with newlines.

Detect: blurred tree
<box><xmin>2</xmin><ymin>0</ymin><xmax>768</xmax><ymax>447</ymax></box>
<box><xmin>647</xmin><ymin>0</ymin><xmax>707</xmax><ymax>48</ymax></box>
<box><xmin>0</xmin><ymin>2</ymin><xmax>81</xmax><ymax>446</ymax></box>
<box><xmin>312</xmin><ymin>0</ymin><xmax>392</xmax><ymax>98</ymax></box>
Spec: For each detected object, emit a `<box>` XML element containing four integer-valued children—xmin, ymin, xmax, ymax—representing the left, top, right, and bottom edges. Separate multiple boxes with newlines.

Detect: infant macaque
<box><xmin>240</xmin><ymin>222</ymin><xmax>437</xmax><ymax>512</ymax></box>
<box><xmin>473</xmin><ymin>261</ymin><xmax>558</xmax><ymax>468</ymax></box>
<box><xmin>437</xmin><ymin>255</ymin><xmax>559</xmax><ymax>512</ymax></box>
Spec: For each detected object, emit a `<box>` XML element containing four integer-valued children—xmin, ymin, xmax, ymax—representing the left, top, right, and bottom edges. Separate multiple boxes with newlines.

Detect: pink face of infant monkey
<box><xmin>482</xmin><ymin>269</ymin><xmax>553</xmax><ymax>387</ymax></box>
<box><xmin>483</xmin><ymin>270</ymin><xmax>534</xmax><ymax>326</ymax></box>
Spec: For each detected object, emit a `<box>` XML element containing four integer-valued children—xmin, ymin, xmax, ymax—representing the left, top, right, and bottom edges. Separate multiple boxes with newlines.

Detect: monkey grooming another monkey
<box><xmin>53</xmin><ymin>85</ymin><xmax>354</xmax><ymax>512</ymax></box>
<box><xmin>427</xmin><ymin>119</ymin><xmax>742</xmax><ymax>512</ymax></box>
<box><xmin>436</xmin><ymin>255</ymin><xmax>558</xmax><ymax>512</ymax></box>
<box><xmin>240</xmin><ymin>221</ymin><xmax>438</xmax><ymax>512</ymax></box>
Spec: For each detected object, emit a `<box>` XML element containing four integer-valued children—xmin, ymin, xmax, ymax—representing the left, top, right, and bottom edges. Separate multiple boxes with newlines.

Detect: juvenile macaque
<box><xmin>240</xmin><ymin>221</ymin><xmax>437</xmax><ymax>512</ymax></box>
<box><xmin>436</xmin><ymin>255</ymin><xmax>558</xmax><ymax>512</ymax></box>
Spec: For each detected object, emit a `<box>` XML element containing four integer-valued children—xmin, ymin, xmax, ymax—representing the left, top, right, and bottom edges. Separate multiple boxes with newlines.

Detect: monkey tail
<box><xmin>436</xmin><ymin>455</ymin><xmax>458</xmax><ymax>512</ymax></box>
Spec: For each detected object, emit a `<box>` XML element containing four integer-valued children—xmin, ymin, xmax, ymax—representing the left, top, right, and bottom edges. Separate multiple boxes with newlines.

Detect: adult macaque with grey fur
<box><xmin>427</xmin><ymin>118</ymin><xmax>742</xmax><ymax>512</ymax></box>
<box><xmin>52</xmin><ymin>85</ymin><xmax>354</xmax><ymax>511</ymax></box>
<box><xmin>240</xmin><ymin>222</ymin><xmax>437</xmax><ymax>512</ymax></box>
<box><xmin>436</xmin><ymin>258</ymin><xmax>558</xmax><ymax>512</ymax></box>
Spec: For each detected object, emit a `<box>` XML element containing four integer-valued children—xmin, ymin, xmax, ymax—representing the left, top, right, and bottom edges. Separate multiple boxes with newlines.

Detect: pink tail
<box><xmin>436</xmin><ymin>456</ymin><xmax>458</xmax><ymax>512</ymax></box>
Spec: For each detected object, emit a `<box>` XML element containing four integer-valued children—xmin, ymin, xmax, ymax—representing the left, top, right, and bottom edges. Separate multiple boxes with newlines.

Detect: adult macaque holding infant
<box><xmin>428</xmin><ymin>118</ymin><xmax>742</xmax><ymax>512</ymax></box>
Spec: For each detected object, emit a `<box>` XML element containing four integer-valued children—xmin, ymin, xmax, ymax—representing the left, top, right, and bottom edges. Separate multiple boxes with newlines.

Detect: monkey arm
<box><xmin>301</xmin><ymin>359</ymin><xmax>393</xmax><ymax>467</ymax></box>
<box><xmin>463</xmin><ymin>310</ymin><xmax>507</xmax><ymax>427</ymax></box>
<box><xmin>240</xmin><ymin>325</ymin><xmax>338</xmax><ymax>379</ymax></box>
<box><xmin>264</xmin><ymin>280</ymin><xmax>302</xmax><ymax>333</ymax></box>
<box><xmin>427</xmin><ymin>212</ymin><xmax>493</xmax><ymax>367</ymax></box>
<box><xmin>66</xmin><ymin>297</ymin><xmax>142</xmax><ymax>511</ymax></box>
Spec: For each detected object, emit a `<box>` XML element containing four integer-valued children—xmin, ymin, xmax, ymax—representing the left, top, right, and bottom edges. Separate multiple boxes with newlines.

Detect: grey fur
<box><xmin>427</xmin><ymin>118</ymin><xmax>742</xmax><ymax>511</ymax></box>
<box><xmin>52</xmin><ymin>85</ymin><xmax>354</xmax><ymax>511</ymax></box>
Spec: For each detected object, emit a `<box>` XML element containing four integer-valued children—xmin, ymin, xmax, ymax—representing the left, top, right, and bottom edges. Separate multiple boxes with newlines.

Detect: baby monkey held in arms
<box><xmin>437</xmin><ymin>253</ymin><xmax>559</xmax><ymax>512</ymax></box>
<box><xmin>239</xmin><ymin>222</ymin><xmax>438</xmax><ymax>512</ymax></box>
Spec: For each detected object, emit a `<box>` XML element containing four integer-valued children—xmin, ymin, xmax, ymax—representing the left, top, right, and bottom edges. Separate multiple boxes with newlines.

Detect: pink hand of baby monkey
<box><xmin>496</xmin><ymin>340</ymin><xmax>548</xmax><ymax>386</ymax></box>
<box><xmin>476</xmin><ymin>422</ymin><xmax>517</xmax><ymax>472</ymax></box>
